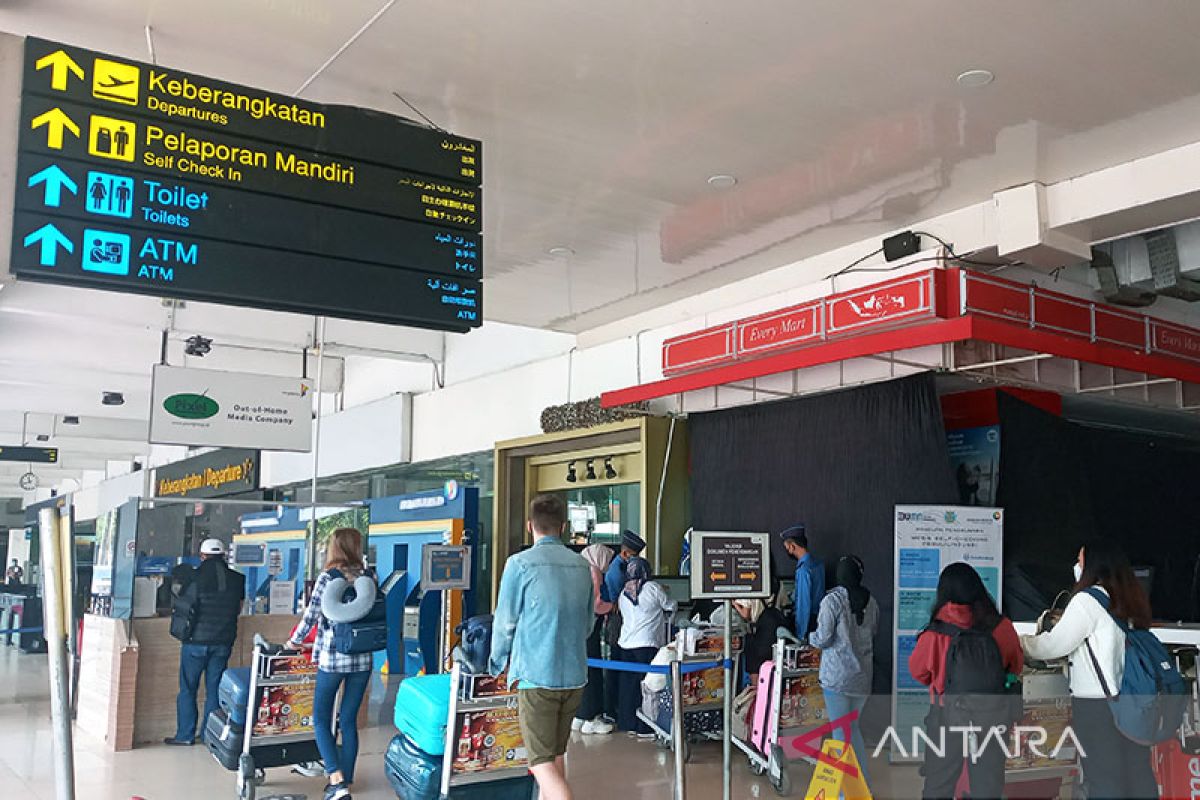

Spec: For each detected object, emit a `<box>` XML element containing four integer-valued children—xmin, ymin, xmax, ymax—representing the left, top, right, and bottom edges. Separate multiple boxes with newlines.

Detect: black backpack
<box><xmin>929</xmin><ymin>620</ymin><xmax>1021</xmax><ymax>727</ymax></box>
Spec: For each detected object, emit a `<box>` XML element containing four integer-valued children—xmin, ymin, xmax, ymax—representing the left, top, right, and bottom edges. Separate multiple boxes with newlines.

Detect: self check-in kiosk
<box><xmin>367</xmin><ymin>484</ymin><xmax>480</xmax><ymax>676</ymax></box>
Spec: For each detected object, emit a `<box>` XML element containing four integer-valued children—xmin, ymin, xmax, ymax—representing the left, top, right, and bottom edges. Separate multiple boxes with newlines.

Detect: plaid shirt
<box><xmin>292</xmin><ymin>569</ymin><xmax>375</xmax><ymax>674</ymax></box>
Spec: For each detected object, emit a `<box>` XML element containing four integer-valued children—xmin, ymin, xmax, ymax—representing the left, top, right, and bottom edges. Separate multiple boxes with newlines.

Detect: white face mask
<box><xmin>1072</xmin><ymin>562</ymin><xmax>1083</xmax><ymax>582</ymax></box>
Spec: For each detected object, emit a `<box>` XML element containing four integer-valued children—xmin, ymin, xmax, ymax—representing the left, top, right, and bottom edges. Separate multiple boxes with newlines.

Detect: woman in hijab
<box><xmin>616</xmin><ymin>557</ymin><xmax>677</xmax><ymax>736</ymax></box>
<box><xmin>809</xmin><ymin>555</ymin><xmax>880</xmax><ymax>787</ymax></box>
<box><xmin>573</xmin><ymin>544</ymin><xmax>617</xmax><ymax>735</ymax></box>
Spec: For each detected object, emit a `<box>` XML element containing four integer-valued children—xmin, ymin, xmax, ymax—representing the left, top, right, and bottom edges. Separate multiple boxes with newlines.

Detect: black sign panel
<box><xmin>13</xmin><ymin>211</ymin><xmax>481</xmax><ymax>330</ymax></box>
<box><xmin>692</xmin><ymin>532</ymin><xmax>770</xmax><ymax>599</ymax></box>
<box><xmin>18</xmin><ymin>97</ymin><xmax>480</xmax><ymax>233</ymax></box>
<box><xmin>155</xmin><ymin>447</ymin><xmax>259</xmax><ymax>499</ymax></box>
<box><xmin>23</xmin><ymin>37</ymin><xmax>481</xmax><ymax>183</ymax></box>
<box><xmin>11</xmin><ymin>37</ymin><xmax>483</xmax><ymax>331</ymax></box>
<box><xmin>14</xmin><ymin>154</ymin><xmax>481</xmax><ymax>278</ymax></box>
<box><xmin>0</xmin><ymin>446</ymin><xmax>58</xmax><ymax>464</ymax></box>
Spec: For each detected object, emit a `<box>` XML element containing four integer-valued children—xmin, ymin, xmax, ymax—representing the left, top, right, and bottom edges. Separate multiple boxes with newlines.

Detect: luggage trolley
<box><xmin>637</xmin><ymin>624</ymin><xmax>743</xmax><ymax>762</ymax></box>
<box><xmin>732</xmin><ymin>636</ymin><xmax>824</xmax><ymax>797</ymax></box>
<box><xmin>440</xmin><ymin>663</ymin><xmax>537</xmax><ymax>799</ymax></box>
<box><xmin>205</xmin><ymin>636</ymin><xmax>321</xmax><ymax>800</ymax></box>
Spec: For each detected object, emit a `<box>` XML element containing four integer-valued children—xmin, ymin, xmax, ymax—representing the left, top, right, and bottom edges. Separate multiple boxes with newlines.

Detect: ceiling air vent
<box><xmin>1145</xmin><ymin>229</ymin><xmax>1200</xmax><ymax>302</ymax></box>
<box><xmin>1091</xmin><ymin>247</ymin><xmax>1157</xmax><ymax>307</ymax></box>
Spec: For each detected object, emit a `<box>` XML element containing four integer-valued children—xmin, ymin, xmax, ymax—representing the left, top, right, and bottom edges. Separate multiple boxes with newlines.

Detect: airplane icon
<box><xmin>97</xmin><ymin>76</ymin><xmax>135</xmax><ymax>89</ymax></box>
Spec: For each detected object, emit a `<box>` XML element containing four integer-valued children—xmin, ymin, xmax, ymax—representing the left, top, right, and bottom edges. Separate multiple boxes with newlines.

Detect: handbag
<box><xmin>605</xmin><ymin>606</ymin><xmax>624</xmax><ymax>650</ymax></box>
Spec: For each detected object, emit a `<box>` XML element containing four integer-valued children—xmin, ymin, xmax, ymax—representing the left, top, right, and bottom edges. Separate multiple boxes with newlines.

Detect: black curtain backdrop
<box><xmin>997</xmin><ymin>393</ymin><xmax>1200</xmax><ymax>623</ymax></box>
<box><xmin>689</xmin><ymin>373</ymin><xmax>958</xmax><ymax>693</ymax></box>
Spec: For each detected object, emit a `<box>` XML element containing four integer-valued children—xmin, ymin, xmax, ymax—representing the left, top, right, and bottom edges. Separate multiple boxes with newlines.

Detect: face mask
<box><xmin>1072</xmin><ymin>563</ymin><xmax>1083</xmax><ymax>582</ymax></box>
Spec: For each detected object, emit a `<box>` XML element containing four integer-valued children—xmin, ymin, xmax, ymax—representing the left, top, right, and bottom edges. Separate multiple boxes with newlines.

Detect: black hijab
<box><xmin>836</xmin><ymin>556</ymin><xmax>871</xmax><ymax>625</ymax></box>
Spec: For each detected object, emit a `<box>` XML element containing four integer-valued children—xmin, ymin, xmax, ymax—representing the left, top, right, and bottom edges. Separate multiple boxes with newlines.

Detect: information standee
<box><xmin>689</xmin><ymin>530</ymin><xmax>772</xmax><ymax>800</ymax></box>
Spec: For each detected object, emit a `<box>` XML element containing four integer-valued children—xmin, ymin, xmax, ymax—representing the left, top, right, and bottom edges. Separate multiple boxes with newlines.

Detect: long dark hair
<box><xmin>928</xmin><ymin>562</ymin><xmax>1001</xmax><ymax>631</ymax></box>
<box><xmin>1075</xmin><ymin>539</ymin><xmax>1152</xmax><ymax>630</ymax></box>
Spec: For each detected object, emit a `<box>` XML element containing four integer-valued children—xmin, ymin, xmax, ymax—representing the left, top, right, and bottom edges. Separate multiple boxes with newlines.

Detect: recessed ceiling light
<box><xmin>956</xmin><ymin>69</ymin><xmax>995</xmax><ymax>88</ymax></box>
<box><xmin>102</xmin><ymin>391</ymin><xmax>125</xmax><ymax>406</ymax></box>
<box><xmin>548</xmin><ymin>246</ymin><xmax>575</xmax><ymax>257</ymax></box>
<box><xmin>707</xmin><ymin>174</ymin><xmax>737</xmax><ymax>189</ymax></box>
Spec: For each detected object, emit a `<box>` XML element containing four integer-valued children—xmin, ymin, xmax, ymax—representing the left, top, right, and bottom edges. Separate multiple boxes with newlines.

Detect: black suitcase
<box><xmin>204</xmin><ymin>710</ymin><xmax>321</xmax><ymax>772</ymax></box>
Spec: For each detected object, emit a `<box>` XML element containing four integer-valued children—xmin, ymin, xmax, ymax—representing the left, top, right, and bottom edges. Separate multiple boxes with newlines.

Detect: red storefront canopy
<box><xmin>601</xmin><ymin>268</ymin><xmax>1200</xmax><ymax>408</ymax></box>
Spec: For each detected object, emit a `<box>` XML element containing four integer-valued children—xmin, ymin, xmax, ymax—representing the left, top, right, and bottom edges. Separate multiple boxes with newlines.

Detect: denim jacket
<box><xmin>488</xmin><ymin>536</ymin><xmax>594</xmax><ymax>690</ymax></box>
<box><xmin>808</xmin><ymin>586</ymin><xmax>879</xmax><ymax>695</ymax></box>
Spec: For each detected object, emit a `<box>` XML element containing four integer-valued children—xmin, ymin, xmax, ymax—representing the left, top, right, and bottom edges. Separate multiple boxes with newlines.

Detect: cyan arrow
<box><xmin>27</xmin><ymin>165</ymin><xmax>78</xmax><ymax>208</ymax></box>
<box><xmin>22</xmin><ymin>223</ymin><xmax>74</xmax><ymax>267</ymax></box>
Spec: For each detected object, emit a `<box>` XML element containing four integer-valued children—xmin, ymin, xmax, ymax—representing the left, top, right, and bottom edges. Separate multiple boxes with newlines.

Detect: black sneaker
<box><xmin>323</xmin><ymin>782</ymin><xmax>351</xmax><ymax>800</ymax></box>
<box><xmin>162</xmin><ymin>737</ymin><xmax>194</xmax><ymax>747</ymax></box>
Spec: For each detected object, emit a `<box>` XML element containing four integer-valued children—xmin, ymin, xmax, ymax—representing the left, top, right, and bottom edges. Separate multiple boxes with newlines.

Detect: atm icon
<box><xmin>83</xmin><ymin>229</ymin><xmax>131</xmax><ymax>276</ymax></box>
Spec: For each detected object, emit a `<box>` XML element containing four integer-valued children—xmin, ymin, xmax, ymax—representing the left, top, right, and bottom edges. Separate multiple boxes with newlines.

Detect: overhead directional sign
<box><xmin>0</xmin><ymin>446</ymin><xmax>59</xmax><ymax>464</ymax></box>
<box><xmin>690</xmin><ymin>531</ymin><xmax>771</xmax><ymax>600</ymax></box>
<box><xmin>10</xmin><ymin>37</ymin><xmax>484</xmax><ymax>332</ymax></box>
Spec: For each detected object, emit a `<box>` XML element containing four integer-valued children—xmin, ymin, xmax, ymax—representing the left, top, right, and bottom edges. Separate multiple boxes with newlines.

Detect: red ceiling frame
<box><xmin>600</xmin><ymin>268</ymin><xmax>1200</xmax><ymax>408</ymax></box>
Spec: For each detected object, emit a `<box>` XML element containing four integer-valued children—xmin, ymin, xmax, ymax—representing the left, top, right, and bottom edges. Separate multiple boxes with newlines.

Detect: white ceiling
<box><xmin>4</xmin><ymin>1</ymin><xmax>1200</xmax><ymax>488</ymax></box>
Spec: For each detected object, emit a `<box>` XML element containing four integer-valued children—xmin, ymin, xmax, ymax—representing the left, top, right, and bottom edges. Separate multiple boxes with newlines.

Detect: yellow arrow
<box><xmin>35</xmin><ymin>50</ymin><xmax>85</xmax><ymax>91</ymax></box>
<box><xmin>30</xmin><ymin>108</ymin><xmax>80</xmax><ymax>150</ymax></box>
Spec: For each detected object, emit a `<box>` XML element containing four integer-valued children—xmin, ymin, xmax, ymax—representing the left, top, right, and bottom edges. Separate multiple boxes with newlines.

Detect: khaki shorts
<box><xmin>517</xmin><ymin>687</ymin><xmax>584</xmax><ymax>767</ymax></box>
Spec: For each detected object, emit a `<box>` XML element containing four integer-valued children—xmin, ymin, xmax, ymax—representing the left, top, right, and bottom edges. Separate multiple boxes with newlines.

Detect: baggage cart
<box><xmin>205</xmin><ymin>636</ymin><xmax>321</xmax><ymax>800</ymax></box>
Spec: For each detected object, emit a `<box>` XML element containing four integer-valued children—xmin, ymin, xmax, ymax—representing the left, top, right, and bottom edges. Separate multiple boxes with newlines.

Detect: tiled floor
<box><xmin>0</xmin><ymin>646</ymin><xmax>925</xmax><ymax>799</ymax></box>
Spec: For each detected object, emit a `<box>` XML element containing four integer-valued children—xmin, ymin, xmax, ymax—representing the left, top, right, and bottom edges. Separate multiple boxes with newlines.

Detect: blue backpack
<box><xmin>1082</xmin><ymin>587</ymin><xmax>1186</xmax><ymax>744</ymax></box>
<box><xmin>323</xmin><ymin>569</ymin><xmax>388</xmax><ymax>655</ymax></box>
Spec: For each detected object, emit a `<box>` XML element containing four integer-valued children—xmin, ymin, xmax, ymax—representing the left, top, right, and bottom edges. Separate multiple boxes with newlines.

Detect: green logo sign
<box><xmin>164</xmin><ymin>393</ymin><xmax>219</xmax><ymax>420</ymax></box>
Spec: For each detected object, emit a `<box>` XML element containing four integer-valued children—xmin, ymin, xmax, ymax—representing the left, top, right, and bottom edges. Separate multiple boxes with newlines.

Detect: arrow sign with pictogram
<box><xmin>22</xmin><ymin>223</ymin><xmax>74</xmax><ymax>266</ymax></box>
<box><xmin>34</xmin><ymin>49</ymin><xmax>84</xmax><ymax>91</ymax></box>
<box><xmin>27</xmin><ymin>164</ymin><xmax>77</xmax><ymax>207</ymax></box>
<box><xmin>30</xmin><ymin>108</ymin><xmax>79</xmax><ymax>149</ymax></box>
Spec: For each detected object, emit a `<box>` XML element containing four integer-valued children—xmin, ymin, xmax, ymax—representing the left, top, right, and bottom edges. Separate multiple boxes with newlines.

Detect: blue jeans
<box><xmin>176</xmin><ymin>643</ymin><xmax>232</xmax><ymax>742</ymax></box>
<box><xmin>314</xmin><ymin>669</ymin><xmax>371</xmax><ymax>783</ymax></box>
<box><xmin>822</xmin><ymin>690</ymin><xmax>870</xmax><ymax>789</ymax></box>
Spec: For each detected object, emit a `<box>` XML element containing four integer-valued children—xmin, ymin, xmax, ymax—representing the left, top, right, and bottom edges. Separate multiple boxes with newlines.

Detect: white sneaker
<box><xmin>580</xmin><ymin>719</ymin><xmax>614</xmax><ymax>735</ymax></box>
<box><xmin>571</xmin><ymin>717</ymin><xmax>586</xmax><ymax>732</ymax></box>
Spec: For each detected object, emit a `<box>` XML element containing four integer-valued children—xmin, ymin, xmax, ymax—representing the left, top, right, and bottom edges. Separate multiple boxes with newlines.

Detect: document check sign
<box><xmin>690</xmin><ymin>531</ymin><xmax>771</xmax><ymax>600</ymax></box>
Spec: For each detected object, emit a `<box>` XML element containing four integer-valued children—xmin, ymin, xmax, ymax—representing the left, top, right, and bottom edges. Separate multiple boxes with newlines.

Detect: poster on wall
<box><xmin>891</xmin><ymin>504</ymin><xmax>1003</xmax><ymax>761</ymax></box>
<box><xmin>947</xmin><ymin>425</ymin><xmax>1000</xmax><ymax>506</ymax></box>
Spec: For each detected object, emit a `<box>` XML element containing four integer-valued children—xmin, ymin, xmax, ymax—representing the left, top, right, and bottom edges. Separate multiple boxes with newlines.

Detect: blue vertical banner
<box><xmin>947</xmin><ymin>425</ymin><xmax>1001</xmax><ymax>506</ymax></box>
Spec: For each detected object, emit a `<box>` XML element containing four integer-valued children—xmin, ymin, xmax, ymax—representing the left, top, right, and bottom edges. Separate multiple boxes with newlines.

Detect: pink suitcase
<box><xmin>750</xmin><ymin>660</ymin><xmax>776</xmax><ymax>753</ymax></box>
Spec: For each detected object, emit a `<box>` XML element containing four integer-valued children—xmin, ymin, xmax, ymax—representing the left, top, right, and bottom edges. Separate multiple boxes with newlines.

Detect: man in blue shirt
<box><xmin>603</xmin><ymin>529</ymin><xmax>646</xmax><ymax>605</ymax></box>
<box><xmin>490</xmin><ymin>494</ymin><xmax>593</xmax><ymax>800</ymax></box>
<box><xmin>602</xmin><ymin>530</ymin><xmax>645</xmax><ymax>722</ymax></box>
<box><xmin>781</xmin><ymin>524</ymin><xmax>825</xmax><ymax>639</ymax></box>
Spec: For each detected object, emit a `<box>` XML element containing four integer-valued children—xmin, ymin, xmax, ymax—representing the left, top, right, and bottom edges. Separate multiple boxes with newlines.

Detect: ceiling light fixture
<box><xmin>707</xmin><ymin>174</ymin><xmax>737</xmax><ymax>189</ymax></box>
<box><xmin>565</xmin><ymin>460</ymin><xmax>577</xmax><ymax>483</ymax></box>
<box><xmin>102</xmin><ymin>391</ymin><xmax>125</xmax><ymax>406</ymax></box>
<box><xmin>62</xmin><ymin>416</ymin><xmax>80</xmax><ymax>425</ymax></box>
<box><xmin>956</xmin><ymin>69</ymin><xmax>995</xmax><ymax>88</ymax></box>
<box><xmin>604</xmin><ymin>456</ymin><xmax>617</xmax><ymax>480</ymax></box>
<box><xmin>585</xmin><ymin>459</ymin><xmax>597</xmax><ymax>481</ymax></box>
<box><xmin>548</xmin><ymin>246</ymin><xmax>575</xmax><ymax>258</ymax></box>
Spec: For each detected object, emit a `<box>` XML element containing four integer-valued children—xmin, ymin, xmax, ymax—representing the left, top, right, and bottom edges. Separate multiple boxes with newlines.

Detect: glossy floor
<box><xmin>0</xmin><ymin>647</ymin><xmax>927</xmax><ymax>799</ymax></box>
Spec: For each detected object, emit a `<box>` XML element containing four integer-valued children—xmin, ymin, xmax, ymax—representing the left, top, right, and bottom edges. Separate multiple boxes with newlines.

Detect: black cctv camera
<box><xmin>185</xmin><ymin>335</ymin><xmax>213</xmax><ymax>357</ymax></box>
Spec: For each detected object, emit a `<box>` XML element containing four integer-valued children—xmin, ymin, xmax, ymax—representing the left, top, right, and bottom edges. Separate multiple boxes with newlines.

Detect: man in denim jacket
<box><xmin>490</xmin><ymin>494</ymin><xmax>593</xmax><ymax>800</ymax></box>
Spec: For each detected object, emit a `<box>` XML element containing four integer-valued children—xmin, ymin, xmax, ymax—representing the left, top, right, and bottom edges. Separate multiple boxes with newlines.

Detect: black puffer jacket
<box><xmin>172</xmin><ymin>558</ymin><xmax>245</xmax><ymax>647</ymax></box>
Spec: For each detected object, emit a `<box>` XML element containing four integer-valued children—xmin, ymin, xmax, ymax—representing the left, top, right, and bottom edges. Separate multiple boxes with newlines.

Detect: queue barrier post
<box><xmin>671</xmin><ymin>657</ymin><xmax>687</xmax><ymax>800</ymax></box>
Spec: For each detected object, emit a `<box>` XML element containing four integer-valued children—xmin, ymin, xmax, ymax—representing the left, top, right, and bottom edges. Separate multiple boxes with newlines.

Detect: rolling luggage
<box><xmin>750</xmin><ymin>660</ymin><xmax>776</xmax><ymax>753</ymax></box>
<box><xmin>204</xmin><ymin>708</ymin><xmax>245</xmax><ymax>771</ymax></box>
<box><xmin>203</xmin><ymin>709</ymin><xmax>321</xmax><ymax>773</ymax></box>
<box><xmin>394</xmin><ymin>674</ymin><xmax>453</xmax><ymax>756</ymax></box>
<box><xmin>385</xmin><ymin>733</ymin><xmax>442</xmax><ymax>800</ymax></box>
<box><xmin>218</xmin><ymin>667</ymin><xmax>252</xmax><ymax>725</ymax></box>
